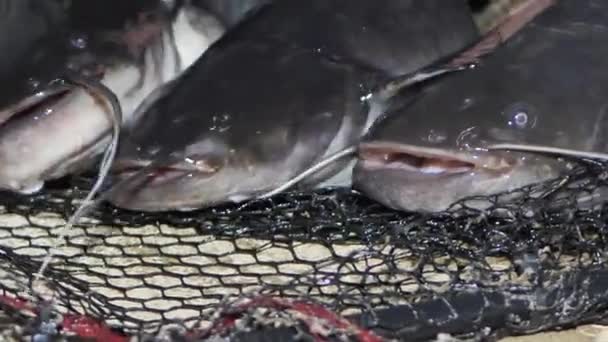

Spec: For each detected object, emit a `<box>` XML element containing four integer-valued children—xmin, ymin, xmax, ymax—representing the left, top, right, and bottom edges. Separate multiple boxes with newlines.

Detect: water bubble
<box><xmin>209</xmin><ymin>113</ymin><xmax>232</xmax><ymax>132</ymax></box>
<box><xmin>426</xmin><ymin>129</ymin><xmax>447</xmax><ymax>144</ymax></box>
<box><xmin>146</xmin><ymin>146</ymin><xmax>161</xmax><ymax>156</ymax></box>
<box><xmin>26</xmin><ymin>78</ymin><xmax>41</xmax><ymax>92</ymax></box>
<box><xmin>172</xmin><ymin>116</ymin><xmax>185</xmax><ymax>124</ymax></box>
<box><xmin>69</xmin><ymin>33</ymin><xmax>88</xmax><ymax>50</ymax></box>
<box><xmin>459</xmin><ymin>97</ymin><xmax>475</xmax><ymax>111</ymax></box>
<box><xmin>456</xmin><ymin>126</ymin><xmax>481</xmax><ymax>150</ymax></box>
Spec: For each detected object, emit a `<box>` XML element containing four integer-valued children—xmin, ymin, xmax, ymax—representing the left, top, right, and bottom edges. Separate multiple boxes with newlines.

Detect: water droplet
<box><xmin>459</xmin><ymin>97</ymin><xmax>475</xmax><ymax>111</ymax></box>
<box><xmin>426</xmin><ymin>129</ymin><xmax>447</xmax><ymax>144</ymax></box>
<box><xmin>456</xmin><ymin>126</ymin><xmax>481</xmax><ymax>150</ymax></box>
<box><xmin>147</xmin><ymin>146</ymin><xmax>161</xmax><ymax>156</ymax></box>
<box><xmin>209</xmin><ymin>113</ymin><xmax>232</xmax><ymax>132</ymax></box>
<box><xmin>69</xmin><ymin>33</ymin><xmax>88</xmax><ymax>50</ymax></box>
<box><xmin>26</xmin><ymin>78</ymin><xmax>41</xmax><ymax>91</ymax></box>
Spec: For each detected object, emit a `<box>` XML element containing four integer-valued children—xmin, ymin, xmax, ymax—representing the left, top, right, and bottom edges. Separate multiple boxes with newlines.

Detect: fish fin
<box><xmin>486</xmin><ymin>144</ymin><xmax>608</xmax><ymax>161</ymax></box>
<box><xmin>33</xmin><ymin>72</ymin><xmax>123</xmax><ymax>285</ymax></box>
<box><xmin>374</xmin><ymin>66</ymin><xmax>461</xmax><ymax>101</ymax></box>
<box><xmin>449</xmin><ymin>0</ymin><xmax>556</xmax><ymax>68</ymax></box>
<box><xmin>375</xmin><ymin>0</ymin><xmax>556</xmax><ymax>101</ymax></box>
<box><xmin>256</xmin><ymin>146</ymin><xmax>357</xmax><ymax>200</ymax></box>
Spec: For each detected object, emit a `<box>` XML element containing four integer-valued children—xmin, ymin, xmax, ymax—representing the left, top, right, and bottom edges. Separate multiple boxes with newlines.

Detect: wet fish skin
<box><xmin>0</xmin><ymin>1</ymin><xmax>224</xmax><ymax>194</ymax></box>
<box><xmin>0</xmin><ymin>0</ymin><xmax>69</xmax><ymax>112</ymax></box>
<box><xmin>353</xmin><ymin>0</ymin><xmax>605</xmax><ymax>213</ymax></box>
<box><xmin>106</xmin><ymin>40</ymin><xmax>373</xmax><ymax>211</ymax></box>
<box><xmin>225</xmin><ymin>0</ymin><xmax>481</xmax><ymax>78</ymax></box>
<box><xmin>193</xmin><ymin>0</ymin><xmax>272</xmax><ymax>28</ymax></box>
<box><xmin>105</xmin><ymin>0</ymin><xmax>481</xmax><ymax>212</ymax></box>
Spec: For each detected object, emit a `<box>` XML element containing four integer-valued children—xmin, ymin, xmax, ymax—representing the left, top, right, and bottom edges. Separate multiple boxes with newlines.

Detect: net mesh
<box><xmin>4</xmin><ymin>1</ymin><xmax>607</xmax><ymax>341</ymax></box>
<box><xmin>2</xmin><ymin>156</ymin><xmax>608</xmax><ymax>342</ymax></box>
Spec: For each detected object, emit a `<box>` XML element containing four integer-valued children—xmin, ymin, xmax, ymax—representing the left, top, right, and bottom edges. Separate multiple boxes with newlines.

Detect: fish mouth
<box><xmin>106</xmin><ymin>158</ymin><xmax>223</xmax><ymax>211</ymax></box>
<box><xmin>357</xmin><ymin>142</ymin><xmax>514</xmax><ymax>176</ymax></box>
<box><xmin>111</xmin><ymin>158</ymin><xmax>219</xmax><ymax>187</ymax></box>
<box><xmin>0</xmin><ymin>84</ymin><xmax>74</xmax><ymax>128</ymax></box>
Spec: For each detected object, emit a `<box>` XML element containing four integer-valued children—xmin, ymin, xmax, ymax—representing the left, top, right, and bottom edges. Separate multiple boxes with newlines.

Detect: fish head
<box><xmin>107</xmin><ymin>108</ymin><xmax>308</xmax><ymax>212</ymax></box>
<box><xmin>353</xmin><ymin>107</ymin><xmax>574</xmax><ymax>213</ymax></box>
<box><xmin>354</xmin><ymin>85</ymin><xmax>580</xmax><ymax>212</ymax></box>
<box><xmin>106</xmin><ymin>135</ymin><xmax>244</xmax><ymax>211</ymax></box>
<box><xmin>0</xmin><ymin>1</ymin><xmax>223</xmax><ymax>194</ymax></box>
<box><xmin>105</xmin><ymin>36</ymin><xmax>370</xmax><ymax>212</ymax></box>
<box><xmin>354</xmin><ymin>0</ymin><xmax>608</xmax><ymax>213</ymax></box>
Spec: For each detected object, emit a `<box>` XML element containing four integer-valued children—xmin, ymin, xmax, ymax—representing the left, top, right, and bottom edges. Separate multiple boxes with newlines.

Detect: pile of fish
<box><xmin>0</xmin><ymin>0</ymin><xmax>602</xmax><ymax>214</ymax></box>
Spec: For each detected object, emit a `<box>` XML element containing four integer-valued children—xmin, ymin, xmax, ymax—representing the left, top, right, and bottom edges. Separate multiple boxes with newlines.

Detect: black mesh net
<box><xmin>1</xmin><ymin>156</ymin><xmax>608</xmax><ymax>342</ymax></box>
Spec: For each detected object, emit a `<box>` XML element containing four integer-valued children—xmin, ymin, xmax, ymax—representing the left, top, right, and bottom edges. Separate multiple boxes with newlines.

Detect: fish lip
<box><xmin>107</xmin><ymin>159</ymin><xmax>222</xmax><ymax>212</ymax></box>
<box><xmin>0</xmin><ymin>84</ymin><xmax>74</xmax><ymax>128</ymax></box>
<box><xmin>357</xmin><ymin>141</ymin><xmax>515</xmax><ymax>176</ymax></box>
<box><xmin>111</xmin><ymin>158</ymin><xmax>218</xmax><ymax>186</ymax></box>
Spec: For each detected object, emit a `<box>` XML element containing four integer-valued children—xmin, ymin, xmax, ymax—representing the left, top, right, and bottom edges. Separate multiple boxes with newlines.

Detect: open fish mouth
<box><xmin>0</xmin><ymin>83</ymin><xmax>75</xmax><ymax>128</ymax></box>
<box><xmin>111</xmin><ymin>158</ymin><xmax>220</xmax><ymax>187</ymax></box>
<box><xmin>357</xmin><ymin>141</ymin><xmax>514</xmax><ymax>175</ymax></box>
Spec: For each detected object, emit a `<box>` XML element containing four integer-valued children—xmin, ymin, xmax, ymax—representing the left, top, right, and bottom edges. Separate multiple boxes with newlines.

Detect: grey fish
<box><xmin>193</xmin><ymin>0</ymin><xmax>272</xmax><ymax>28</ymax></box>
<box><xmin>0</xmin><ymin>0</ymin><xmax>68</xmax><ymax>121</ymax></box>
<box><xmin>352</xmin><ymin>0</ymin><xmax>608</xmax><ymax>213</ymax></box>
<box><xmin>105</xmin><ymin>0</ymin><xmax>481</xmax><ymax>212</ymax></box>
<box><xmin>0</xmin><ymin>1</ymin><xmax>224</xmax><ymax>194</ymax></box>
<box><xmin>227</xmin><ymin>0</ymin><xmax>480</xmax><ymax>78</ymax></box>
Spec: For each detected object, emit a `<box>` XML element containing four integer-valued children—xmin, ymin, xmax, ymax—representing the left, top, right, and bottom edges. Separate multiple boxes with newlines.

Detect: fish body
<box><xmin>0</xmin><ymin>0</ymin><xmax>68</xmax><ymax>114</ymax></box>
<box><xmin>106</xmin><ymin>0</ymin><xmax>480</xmax><ymax>212</ymax></box>
<box><xmin>353</xmin><ymin>0</ymin><xmax>607</xmax><ymax>213</ymax></box>
<box><xmin>0</xmin><ymin>1</ymin><xmax>224</xmax><ymax>194</ymax></box>
<box><xmin>193</xmin><ymin>0</ymin><xmax>272</xmax><ymax>28</ymax></box>
<box><xmin>225</xmin><ymin>0</ymin><xmax>480</xmax><ymax>78</ymax></box>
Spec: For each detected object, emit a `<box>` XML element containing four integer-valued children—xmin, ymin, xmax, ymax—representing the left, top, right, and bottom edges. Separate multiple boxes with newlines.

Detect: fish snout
<box><xmin>352</xmin><ymin>142</ymin><xmax>554</xmax><ymax>212</ymax></box>
<box><xmin>106</xmin><ymin>155</ymin><xmax>226</xmax><ymax>212</ymax></box>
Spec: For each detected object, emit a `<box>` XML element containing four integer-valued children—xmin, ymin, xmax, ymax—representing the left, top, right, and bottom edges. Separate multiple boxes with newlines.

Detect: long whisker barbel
<box><xmin>33</xmin><ymin>71</ymin><xmax>123</xmax><ymax>286</ymax></box>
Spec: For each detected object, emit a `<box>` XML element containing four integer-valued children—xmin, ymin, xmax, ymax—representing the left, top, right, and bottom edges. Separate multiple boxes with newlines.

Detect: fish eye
<box><xmin>502</xmin><ymin>102</ymin><xmax>537</xmax><ymax>129</ymax></box>
<box><xmin>513</xmin><ymin>111</ymin><xmax>528</xmax><ymax>127</ymax></box>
